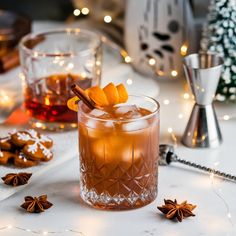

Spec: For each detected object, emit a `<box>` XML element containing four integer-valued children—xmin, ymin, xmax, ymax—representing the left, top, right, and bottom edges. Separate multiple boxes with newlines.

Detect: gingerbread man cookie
<box><xmin>11</xmin><ymin>129</ymin><xmax>53</xmax><ymax>162</ymax></box>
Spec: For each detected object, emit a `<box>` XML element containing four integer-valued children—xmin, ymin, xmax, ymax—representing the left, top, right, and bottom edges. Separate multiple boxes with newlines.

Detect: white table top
<box><xmin>0</xmin><ymin>21</ymin><xmax>236</xmax><ymax>236</ymax></box>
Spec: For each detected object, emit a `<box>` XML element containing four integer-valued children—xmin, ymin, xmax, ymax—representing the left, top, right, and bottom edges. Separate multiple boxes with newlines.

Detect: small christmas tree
<box><xmin>201</xmin><ymin>0</ymin><xmax>236</xmax><ymax>102</ymax></box>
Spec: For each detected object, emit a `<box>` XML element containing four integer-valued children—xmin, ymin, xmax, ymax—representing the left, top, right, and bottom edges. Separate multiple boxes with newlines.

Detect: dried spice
<box><xmin>1</xmin><ymin>172</ymin><xmax>32</xmax><ymax>187</ymax></box>
<box><xmin>21</xmin><ymin>195</ymin><xmax>53</xmax><ymax>213</ymax></box>
<box><xmin>157</xmin><ymin>199</ymin><xmax>196</xmax><ymax>222</ymax></box>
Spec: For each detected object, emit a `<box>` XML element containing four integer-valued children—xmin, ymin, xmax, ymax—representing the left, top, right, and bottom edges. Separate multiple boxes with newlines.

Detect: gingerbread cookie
<box><xmin>11</xmin><ymin>129</ymin><xmax>53</xmax><ymax>162</ymax></box>
<box><xmin>14</xmin><ymin>152</ymin><xmax>38</xmax><ymax>168</ymax></box>
<box><xmin>0</xmin><ymin>129</ymin><xmax>53</xmax><ymax>168</ymax></box>
<box><xmin>0</xmin><ymin>149</ymin><xmax>15</xmax><ymax>165</ymax></box>
<box><xmin>0</xmin><ymin>136</ymin><xmax>14</xmax><ymax>151</ymax></box>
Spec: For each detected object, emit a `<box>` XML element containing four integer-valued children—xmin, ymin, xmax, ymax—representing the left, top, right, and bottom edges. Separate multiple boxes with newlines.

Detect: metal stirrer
<box><xmin>159</xmin><ymin>144</ymin><xmax>236</xmax><ymax>182</ymax></box>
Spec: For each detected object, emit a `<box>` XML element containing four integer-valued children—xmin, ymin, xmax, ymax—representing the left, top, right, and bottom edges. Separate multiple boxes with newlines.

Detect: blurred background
<box><xmin>0</xmin><ymin>0</ymin><xmax>210</xmax><ymax>49</ymax></box>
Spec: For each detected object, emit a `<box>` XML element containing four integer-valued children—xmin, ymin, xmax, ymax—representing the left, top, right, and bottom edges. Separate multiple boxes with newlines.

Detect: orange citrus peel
<box><xmin>67</xmin><ymin>96</ymin><xmax>80</xmax><ymax>112</ymax></box>
<box><xmin>67</xmin><ymin>82</ymin><xmax>128</xmax><ymax>112</ymax></box>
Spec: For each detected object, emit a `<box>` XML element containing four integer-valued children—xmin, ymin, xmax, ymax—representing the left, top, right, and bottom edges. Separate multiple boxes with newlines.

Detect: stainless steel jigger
<box><xmin>182</xmin><ymin>53</ymin><xmax>224</xmax><ymax>148</ymax></box>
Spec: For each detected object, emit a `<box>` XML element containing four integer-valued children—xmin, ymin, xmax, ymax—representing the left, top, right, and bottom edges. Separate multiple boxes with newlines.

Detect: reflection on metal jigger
<box><xmin>182</xmin><ymin>53</ymin><xmax>223</xmax><ymax>148</ymax></box>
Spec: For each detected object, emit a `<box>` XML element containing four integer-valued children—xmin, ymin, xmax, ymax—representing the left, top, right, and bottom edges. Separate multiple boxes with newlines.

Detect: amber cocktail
<box><xmin>78</xmin><ymin>95</ymin><xmax>160</xmax><ymax>210</ymax></box>
<box><xmin>19</xmin><ymin>29</ymin><xmax>102</xmax><ymax>130</ymax></box>
<box><xmin>24</xmin><ymin>74</ymin><xmax>91</xmax><ymax>123</ymax></box>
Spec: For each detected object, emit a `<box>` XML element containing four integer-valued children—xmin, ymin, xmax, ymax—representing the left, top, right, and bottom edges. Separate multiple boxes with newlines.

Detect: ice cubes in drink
<box><xmin>121</xmin><ymin>120</ymin><xmax>149</xmax><ymax>132</ymax></box>
<box><xmin>113</xmin><ymin>104</ymin><xmax>142</xmax><ymax>119</ymax></box>
<box><xmin>86</xmin><ymin>109</ymin><xmax>114</xmax><ymax>132</ymax></box>
<box><xmin>89</xmin><ymin>108</ymin><xmax>110</xmax><ymax>119</ymax></box>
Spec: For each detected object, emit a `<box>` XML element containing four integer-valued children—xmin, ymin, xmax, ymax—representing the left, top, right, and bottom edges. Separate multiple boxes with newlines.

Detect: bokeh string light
<box><xmin>180</xmin><ymin>44</ymin><xmax>188</xmax><ymax>56</ymax></box>
<box><xmin>81</xmin><ymin>7</ymin><xmax>89</xmax><ymax>15</ymax></box>
<box><xmin>73</xmin><ymin>7</ymin><xmax>89</xmax><ymax>16</ymax></box>
<box><xmin>73</xmin><ymin>9</ymin><xmax>81</xmax><ymax>16</ymax></box>
<box><xmin>165</xmin><ymin>99</ymin><xmax>235</xmax><ymax>229</ymax></box>
<box><xmin>210</xmin><ymin>174</ymin><xmax>234</xmax><ymax>227</ymax></box>
<box><xmin>0</xmin><ymin>225</ymin><xmax>85</xmax><ymax>235</ymax></box>
<box><xmin>0</xmin><ymin>90</ymin><xmax>14</xmax><ymax>108</ymax></box>
<box><xmin>2</xmin><ymin>20</ymin><xmax>235</xmax><ymax>234</ymax></box>
<box><xmin>71</xmin><ymin>5</ymin><xmax>190</xmax><ymax>78</ymax></box>
<box><xmin>104</xmin><ymin>15</ymin><xmax>112</xmax><ymax>23</ymax></box>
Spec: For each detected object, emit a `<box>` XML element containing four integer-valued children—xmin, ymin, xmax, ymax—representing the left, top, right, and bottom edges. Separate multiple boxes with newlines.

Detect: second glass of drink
<box><xmin>19</xmin><ymin>29</ymin><xmax>102</xmax><ymax>130</ymax></box>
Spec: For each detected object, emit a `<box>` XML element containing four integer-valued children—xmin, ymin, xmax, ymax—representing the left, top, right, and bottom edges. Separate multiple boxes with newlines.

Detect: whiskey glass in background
<box><xmin>78</xmin><ymin>95</ymin><xmax>160</xmax><ymax>210</ymax></box>
<box><xmin>19</xmin><ymin>29</ymin><xmax>102</xmax><ymax>130</ymax></box>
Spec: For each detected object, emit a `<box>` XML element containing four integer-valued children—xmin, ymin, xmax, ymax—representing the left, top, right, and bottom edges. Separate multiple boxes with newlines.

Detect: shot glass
<box><xmin>19</xmin><ymin>29</ymin><xmax>102</xmax><ymax>130</ymax></box>
<box><xmin>78</xmin><ymin>95</ymin><xmax>160</xmax><ymax>210</ymax></box>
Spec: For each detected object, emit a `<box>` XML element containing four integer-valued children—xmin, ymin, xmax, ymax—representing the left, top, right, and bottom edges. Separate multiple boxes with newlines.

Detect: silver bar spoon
<box><xmin>159</xmin><ymin>144</ymin><xmax>236</xmax><ymax>182</ymax></box>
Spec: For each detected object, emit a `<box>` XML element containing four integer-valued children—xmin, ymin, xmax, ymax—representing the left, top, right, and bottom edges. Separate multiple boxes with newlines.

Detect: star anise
<box><xmin>157</xmin><ymin>199</ymin><xmax>196</xmax><ymax>222</ymax></box>
<box><xmin>1</xmin><ymin>172</ymin><xmax>32</xmax><ymax>187</ymax></box>
<box><xmin>21</xmin><ymin>195</ymin><xmax>53</xmax><ymax>213</ymax></box>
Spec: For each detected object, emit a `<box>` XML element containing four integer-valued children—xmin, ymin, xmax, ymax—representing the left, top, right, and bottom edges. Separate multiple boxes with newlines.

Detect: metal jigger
<box><xmin>182</xmin><ymin>53</ymin><xmax>224</xmax><ymax>148</ymax></box>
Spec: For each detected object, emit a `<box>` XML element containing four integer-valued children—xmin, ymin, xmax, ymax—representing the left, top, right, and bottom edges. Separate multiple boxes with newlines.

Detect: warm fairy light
<box><xmin>71</xmin><ymin>123</ymin><xmax>77</xmax><ymax>128</ymax></box>
<box><xmin>0</xmin><ymin>225</ymin><xmax>84</xmax><ymax>234</ymax></box>
<box><xmin>180</xmin><ymin>44</ymin><xmax>188</xmax><ymax>56</ymax></box>
<box><xmin>104</xmin><ymin>15</ymin><xmax>112</xmax><ymax>23</ymax></box>
<box><xmin>35</xmin><ymin>122</ymin><xmax>43</xmax><ymax>128</ymax></box>
<box><xmin>44</xmin><ymin>97</ymin><xmax>50</xmax><ymax>106</ymax></box>
<box><xmin>81</xmin><ymin>72</ymin><xmax>87</xmax><ymax>78</ymax></box>
<box><xmin>178</xmin><ymin>113</ymin><xmax>183</xmax><ymax>119</ymax></box>
<box><xmin>96</xmin><ymin>60</ymin><xmax>101</xmax><ymax>66</ymax></box>
<box><xmin>183</xmin><ymin>93</ymin><xmax>190</xmax><ymax>99</ymax></box>
<box><xmin>156</xmin><ymin>70</ymin><xmax>164</xmax><ymax>76</ymax></box>
<box><xmin>124</xmin><ymin>56</ymin><xmax>131</xmax><ymax>63</ymax></box>
<box><xmin>73</xmin><ymin>9</ymin><xmax>81</xmax><ymax>16</ymax></box>
<box><xmin>19</xmin><ymin>72</ymin><xmax>25</xmax><ymax>80</ymax></box>
<box><xmin>223</xmin><ymin>115</ymin><xmax>230</xmax><ymax>120</ymax></box>
<box><xmin>0</xmin><ymin>91</ymin><xmax>11</xmax><ymax>103</ymax></box>
<box><xmin>148</xmin><ymin>58</ymin><xmax>156</xmax><ymax>66</ymax></box>
<box><xmin>33</xmin><ymin>51</ymin><xmax>39</xmax><ymax>58</ymax></box>
<box><xmin>66</xmin><ymin>62</ymin><xmax>74</xmax><ymax>70</ymax></box>
<box><xmin>126</xmin><ymin>78</ymin><xmax>133</xmax><ymax>85</ymax></box>
<box><xmin>163</xmin><ymin>99</ymin><xmax>170</xmax><ymax>105</ymax></box>
<box><xmin>168</xmin><ymin>127</ymin><xmax>173</xmax><ymax>133</ymax></box>
<box><xmin>0</xmin><ymin>90</ymin><xmax>14</xmax><ymax>108</ymax></box>
<box><xmin>81</xmin><ymin>7</ymin><xmax>89</xmax><ymax>15</ymax></box>
<box><xmin>171</xmin><ymin>70</ymin><xmax>178</xmax><ymax>77</ymax></box>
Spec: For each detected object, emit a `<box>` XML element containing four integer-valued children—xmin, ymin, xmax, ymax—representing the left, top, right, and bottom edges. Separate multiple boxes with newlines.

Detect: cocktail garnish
<box><xmin>68</xmin><ymin>82</ymin><xmax>128</xmax><ymax>111</ymax></box>
<box><xmin>71</xmin><ymin>84</ymin><xmax>96</xmax><ymax>110</ymax></box>
<box><xmin>86</xmin><ymin>86</ymin><xmax>109</xmax><ymax>107</ymax></box>
<box><xmin>1</xmin><ymin>172</ymin><xmax>32</xmax><ymax>187</ymax></box>
<box><xmin>21</xmin><ymin>195</ymin><xmax>53</xmax><ymax>213</ymax></box>
<box><xmin>103</xmin><ymin>83</ymin><xmax>119</xmax><ymax>105</ymax></box>
<box><xmin>157</xmin><ymin>199</ymin><xmax>196</xmax><ymax>222</ymax></box>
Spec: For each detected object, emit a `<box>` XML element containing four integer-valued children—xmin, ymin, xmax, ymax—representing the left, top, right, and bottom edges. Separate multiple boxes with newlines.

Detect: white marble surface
<box><xmin>0</xmin><ymin>21</ymin><xmax>236</xmax><ymax>236</ymax></box>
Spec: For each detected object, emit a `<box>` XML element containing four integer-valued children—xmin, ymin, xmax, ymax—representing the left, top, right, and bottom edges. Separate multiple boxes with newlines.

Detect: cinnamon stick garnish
<box><xmin>71</xmin><ymin>84</ymin><xmax>96</xmax><ymax>110</ymax></box>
